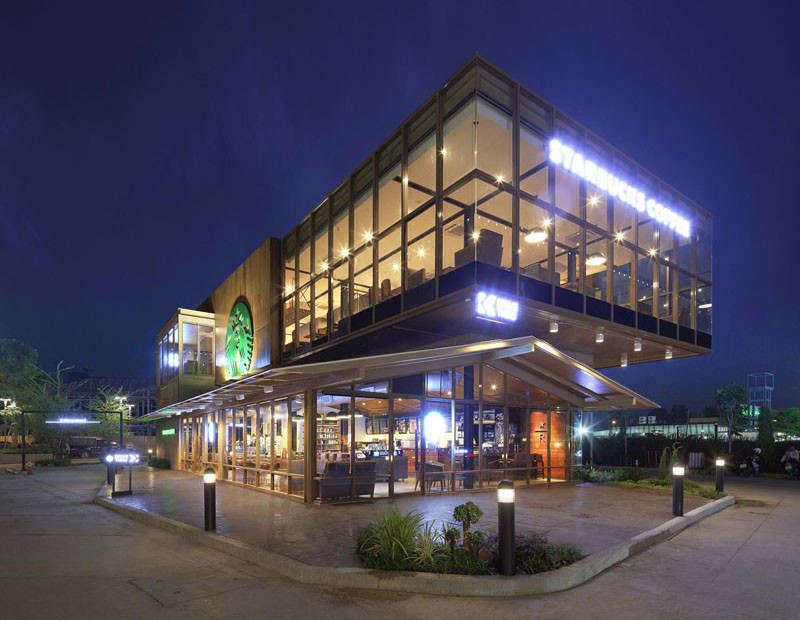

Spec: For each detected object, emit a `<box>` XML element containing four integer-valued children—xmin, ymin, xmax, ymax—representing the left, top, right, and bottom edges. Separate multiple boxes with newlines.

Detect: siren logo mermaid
<box><xmin>225</xmin><ymin>301</ymin><xmax>253</xmax><ymax>377</ymax></box>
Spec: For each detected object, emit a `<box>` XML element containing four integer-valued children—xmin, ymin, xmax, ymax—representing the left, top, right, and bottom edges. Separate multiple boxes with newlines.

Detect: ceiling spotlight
<box><xmin>665</xmin><ymin>346</ymin><xmax>673</xmax><ymax>360</ymax></box>
<box><xmin>550</xmin><ymin>321</ymin><xmax>559</xmax><ymax>334</ymax></box>
<box><xmin>340</xmin><ymin>247</ymin><xmax>349</xmax><ymax>258</ymax></box>
<box><xmin>633</xmin><ymin>338</ymin><xmax>642</xmax><ymax>352</ymax></box>
<box><xmin>586</xmin><ymin>252</ymin><xmax>607</xmax><ymax>267</ymax></box>
<box><xmin>698</xmin><ymin>302</ymin><xmax>712</xmax><ymax>309</ymax></box>
<box><xmin>364</xmin><ymin>231</ymin><xmax>373</xmax><ymax>242</ymax></box>
<box><xmin>588</xmin><ymin>195</ymin><xmax>599</xmax><ymax>207</ymax></box>
<box><xmin>472</xmin><ymin>231</ymin><xmax>480</xmax><ymax>241</ymax></box>
<box><xmin>615</xmin><ymin>231</ymin><xmax>625</xmax><ymax>242</ymax></box>
<box><xmin>595</xmin><ymin>332</ymin><xmax>605</xmax><ymax>344</ymax></box>
<box><xmin>620</xmin><ymin>352</ymin><xmax>628</xmax><ymax>367</ymax></box>
<box><xmin>524</xmin><ymin>227</ymin><xmax>548</xmax><ymax>244</ymax></box>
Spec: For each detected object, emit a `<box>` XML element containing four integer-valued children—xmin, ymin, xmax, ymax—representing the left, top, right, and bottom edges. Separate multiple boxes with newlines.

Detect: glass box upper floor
<box><xmin>280</xmin><ymin>55</ymin><xmax>712</xmax><ymax>363</ymax></box>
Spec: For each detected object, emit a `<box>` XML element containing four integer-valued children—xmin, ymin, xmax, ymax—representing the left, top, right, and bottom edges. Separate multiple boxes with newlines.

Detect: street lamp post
<box><xmin>204</xmin><ymin>468</ymin><xmax>217</xmax><ymax>531</ymax></box>
<box><xmin>715</xmin><ymin>458</ymin><xmax>725</xmax><ymax>492</ymax></box>
<box><xmin>21</xmin><ymin>410</ymin><xmax>26</xmax><ymax>473</ymax></box>
<box><xmin>672</xmin><ymin>465</ymin><xmax>685</xmax><ymax>516</ymax></box>
<box><xmin>497</xmin><ymin>479</ymin><xmax>515</xmax><ymax>576</ymax></box>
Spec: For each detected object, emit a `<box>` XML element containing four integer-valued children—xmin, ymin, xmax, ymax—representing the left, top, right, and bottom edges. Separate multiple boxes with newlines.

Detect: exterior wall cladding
<box><xmin>276</xmin><ymin>54</ymin><xmax>711</xmax><ymax>373</ymax></box>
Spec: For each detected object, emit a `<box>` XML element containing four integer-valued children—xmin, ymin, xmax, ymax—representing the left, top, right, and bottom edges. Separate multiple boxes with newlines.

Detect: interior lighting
<box><xmin>665</xmin><ymin>346</ymin><xmax>673</xmax><ymax>360</ymax></box>
<box><xmin>586</xmin><ymin>252</ymin><xmax>607</xmax><ymax>266</ymax></box>
<box><xmin>491</xmin><ymin>383</ymin><xmax>497</xmax><ymax>391</ymax></box>
<box><xmin>440</xmin><ymin>148</ymin><xmax>447</xmax><ymax>157</ymax></box>
<box><xmin>472</xmin><ymin>231</ymin><xmax>480</xmax><ymax>241</ymax></box>
<box><xmin>550</xmin><ymin>321</ymin><xmax>559</xmax><ymax>333</ymax></box>
<box><xmin>620</xmin><ymin>352</ymin><xmax>628</xmax><ymax>367</ymax></box>
<box><xmin>364</xmin><ymin>231</ymin><xmax>373</xmax><ymax>242</ymax></box>
<box><xmin>340</xmin><ymin>247</ymin><xmax>349</xmax><ymax>258</ymax></box>
<box><xmin>615</xmin><ymin>231</ymin><xmax>625</xmax><ymax>242</ymax></box>
<box><xmin>649</xmin><ymin>248</ymin><xmax>657</xmax><ymax>257</ymax></box>
<box><xmin>320</xmin><ymin>261</ymin><xmax>329</xmax><ymax>271</ymax></box>
<box><xmin>595</xmin><ymin>332</ymin><xmax>605</xmax><ymax>344</ymax></box>
<box><xmin>417</xmin><ymin>247</ymin><xmax>426</xmax><ymax>258</ymax></box>
<box><xmin>633</xmin><ymin>338</ymin><xmax>642</xmax><ymax>352</ymax></box>
<box><xmin>403</xmin><ymin>175</ymin><xmax>408</xmax><ymax>185</ymax></box>
<box><xmin>496</xmin><ymin>175</ymin><xmax>505</xmax><ymax>184</ymax></box>
<box><xmin>524</xmin><ymin>227</ymin><xmax>548</xmax><ymax>244</ymax></box>
<box><xmin>588</xmin><ymin>195</ymin><xmax>599</xmax><ymax>207</ymax></box>
<box><xmin>285</xmin><ymin>283</ymin><xmax>294</xmax><ymax>295</ymax></box>
<box><xmin>392</xmin><ymin>262</ymin><xmax>400</xmax><ymax>271</ymax></box>
<box><xmin>698</xmin><ymin>302</ymin><xmax>712</xmax><ymax>309</ymax></box>
<box><xmin>424</xmin><ymin>411</ymin><xmax>446</xmax><ymax>444</ymax></box>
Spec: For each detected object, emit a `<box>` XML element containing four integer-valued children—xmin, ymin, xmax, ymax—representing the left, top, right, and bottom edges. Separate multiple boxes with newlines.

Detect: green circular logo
<box><xmin>225</xmin><ymin>301</ymin><xmax>253</xmax><ymax>377</ymax></box>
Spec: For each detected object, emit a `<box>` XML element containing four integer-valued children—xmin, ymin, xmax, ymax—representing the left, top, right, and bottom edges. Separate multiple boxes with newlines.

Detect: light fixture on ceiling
<box><xmin>665</xmin><ymin>347</ymin><xmax>673</xmax><ymax>360</ymax></box>
<box><xmin>620</xmin><ymin>352</ymin><xmax>628</xmax><ymax>367</ymax></box>
<box><xmin>698</xmin><ymin>302</ymin><xmax>712</xmax><ymax>309</ymax></box>
<box><xmin>586</xmin><ymin>252</ymin><xmax>607</xmax><ymax>267</ymax></box>
<box><xmin>595</xmin><ymin>332</ymin><xmax>605</xmax><ymax>344</ymax></box>
<box><xmin>524</xmin><ymin>227</ymin><xmax>548</xmax><ymax>244</ymax></box>
<box><xmin>549</xmin><ymin>321</ymin><xmax>559</xmax><ymax>334</ymax></box>
<box><xmin>633</xmin><ymin>338</ymin><xmax>642</xmax><ymax>352</ymax></box>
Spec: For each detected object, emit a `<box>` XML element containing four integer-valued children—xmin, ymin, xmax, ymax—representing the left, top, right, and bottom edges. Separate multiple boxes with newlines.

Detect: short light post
<box><xmin>715</xmin><ymin>458</ymin><xmax>725</xmax><ymax>493</ymax></box>
<box><xmin>672</xmin><ymin>465</ymin><xmax>685</xmax><ymax>517</ymax></box>
<box><xmin>203</xmin><ymin>468</ymin><xmax>217</xmax><ymax>532</ymax></box>
<box><xmin>147</xmin><ymin>448</ymin><xmax>153</xmax><ymax>465</ymax></box>
<box><xmin>497</xmin><ymin>479</ymin><xmax>515</xmax><ymax>576</ymax></box>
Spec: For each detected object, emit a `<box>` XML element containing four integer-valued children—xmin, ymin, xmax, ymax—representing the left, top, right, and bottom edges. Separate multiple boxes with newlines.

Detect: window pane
<box><xmin>199</xmin><ymin>325</ymin><xmax>213</xmax><ymax>376</ymax></box>
<box><xmin>476</xmin><ymin>98</ymin><xmax>511</xmax><ymax>184</ymax></box>
<box><xmin>407</xmin><ymin>231</ymin><xmax>435</xmax><ymax>289</ymax></box>
<box><xmin>476</xmin><ymin>184</ymin><xmax>512</xmax><ymax>270</ymax></box>
<box><xmin>697</xmin><ymin>283</ymin><xmax>712</xmax><ymax>333</ymax></box>
<box><xmin>332</xmin><ymin>208</ymin><xmax>349</xmax><ymax>261</ymax></box>
<box><xmin>443</xmin><ymin>98</ymin><xmax>475</xmax><ymax>189</ymax></box>
<box><xmin>555</xmin><ymin>167</ymin><xmax>579</xmax><ymax>218</ymax></box>
<box><xmin>520</xmin><ymin>126</ymin><xmax>548</xmax><ymax>200</ymax></box>
<box><xmin>612</xmin><ymin>243</ymin><xmax>633</xmax><ymax>307</ymax></box>
<box><xmin>586</xmin><ymin>191</ymin><xmax>608</xmax><ymax>231</ymax></box>
<box><xmin>331</xmin><ymin>263</ymin><xmax>348</xmax><ymax>333</ymax></box>
<box><xmin>519</xmin><ymin>198</ymin><xmax>550</xmax><ymax>282</ymax></box>
<box><xmin>378</xmin><ymin>163</ymin><xmax>401</xmax><ymax>234</ymax></box>
<box><xmin>585</xmin><ymin>231</ymin><xmax>608</xmax><ymax>301</ymax></box>
<box><xmin>407</xmin><ymin>132</ymin><xmax>436</xmax><ymax>214</ymax></box>
<box><xmin>353</xmin><ymin>246</ymin><xmax>373</xmax><ymax>314</ymax></box>
<box><xmin>554</xmin><ymin>215</ymin><xmax>581</xmax><ymax>291</ymax></box>
<box><xmin>182</xmin><ymin>322</ymin><xmax>198</xmax><ymax>374</ymax></box>
<box><xmin>283</xmin><ymin>297</ymin><xmax>296</xmax><ymax>352</ymax></box>
<box><xmin>313</xmin><ymin>275</ymin><xmax>328</xmax><ymax>339</ymax></box>
<box><xmin>637</xmin><ymin>254</ymin><xmax>655</xmax><ymax>314</ymax></box>
<box><xmin>297</xmin><ymin>284</ymin><xmax>311</xmax><ymax>345</ymax></box>
<box><xmin>354</xmin><ymin>187</ymin><xmax>373</xmax><ymax>249</ymax></box>
<box><xmin>442</xmin><ymin>210</ymin><xmax>467</xmax><ymax>273</ymax></box>
<box><xmin>378</xmin><ymin>227</ymin><xmax>401</xmax><ymax>301</ymax></box>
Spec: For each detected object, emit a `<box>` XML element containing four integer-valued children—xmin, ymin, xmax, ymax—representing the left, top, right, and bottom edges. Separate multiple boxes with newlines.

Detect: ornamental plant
<box><xmin>453</xmin><ymin>501</ymin><xmax>483</xmax><ymax>550</ymax></box>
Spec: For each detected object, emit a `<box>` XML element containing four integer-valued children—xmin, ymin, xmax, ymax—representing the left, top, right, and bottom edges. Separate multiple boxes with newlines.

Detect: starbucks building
<box><xmin>143</xmin><ymin>55</ymin><xmax>713</xmax><ymax>503</ymax></box>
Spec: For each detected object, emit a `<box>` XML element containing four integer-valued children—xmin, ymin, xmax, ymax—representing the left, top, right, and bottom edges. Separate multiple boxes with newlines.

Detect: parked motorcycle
<box><xmin>784</xmin><ymin>459</ymin><xmax>800</xmax><ymax>480</ymax></box>
<box><xmin>738</xmin><ymin>456</ymin><xmax>757</xmax><ymax>477</ymax></box>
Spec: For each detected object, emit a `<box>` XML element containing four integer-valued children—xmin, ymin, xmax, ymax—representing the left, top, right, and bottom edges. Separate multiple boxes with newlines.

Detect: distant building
<box><xmin>747</xmin><ymin>372</ymin><xmax>774</xmax><ymax>429</ymax></box>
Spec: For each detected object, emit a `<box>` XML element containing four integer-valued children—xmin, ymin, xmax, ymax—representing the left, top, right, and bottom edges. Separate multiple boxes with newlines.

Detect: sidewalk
<box><xmin>100</xmin><ymin>468</ymin><xmax>708</xmax><ymax>568</ymax></box>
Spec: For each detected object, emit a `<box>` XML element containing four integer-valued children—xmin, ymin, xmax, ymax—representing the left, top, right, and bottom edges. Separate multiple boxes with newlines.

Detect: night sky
<box><xmin>2</xmin><ymin>1</ymin><xmax>798</xmax><ymax>412</ymax></box>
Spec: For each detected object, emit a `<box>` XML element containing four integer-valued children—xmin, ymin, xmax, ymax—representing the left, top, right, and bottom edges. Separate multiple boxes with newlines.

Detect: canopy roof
<box><xmin>140</xmin><ymin>336</ymin><xmax>657</xmax><ymax>421</ymax></box>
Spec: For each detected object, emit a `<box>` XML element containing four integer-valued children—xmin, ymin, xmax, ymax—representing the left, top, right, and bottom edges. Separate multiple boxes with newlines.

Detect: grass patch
<box><xmin>610</xmin><ymin>478</ymin><xmax>725</xmax><ymax>500</ymax></box>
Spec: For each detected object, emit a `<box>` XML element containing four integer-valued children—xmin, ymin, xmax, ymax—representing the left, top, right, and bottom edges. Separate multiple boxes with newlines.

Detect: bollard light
<box><xmin>672</xmin><ymin>465</ymin><xmax>685</xmax><ymax>516</ymax></box>
<box><xmin>715</xmin><ymin>458</ymin><xmax>725</xmax><ymax>493</ymax></box>
<box><xmin>497</xmin><ymin>479</ymin><xmax>516</xmax><ymax>576</ymax></box>
<box><xmin>148</xmin><ymin>448</ymin><xmax>153</xmax><ymax>454</ymax></box>
<box><xmin>203</xmin><ymin>467</ymin><xmax>217</xmax><ymax>531</ymax></box>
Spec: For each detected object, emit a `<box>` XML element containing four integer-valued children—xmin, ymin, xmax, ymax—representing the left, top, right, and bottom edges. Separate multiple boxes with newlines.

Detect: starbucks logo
<box><xmin>225</xmin><ymin>301</ymin><xmax>253</xmax><ymax>377</ymax></box>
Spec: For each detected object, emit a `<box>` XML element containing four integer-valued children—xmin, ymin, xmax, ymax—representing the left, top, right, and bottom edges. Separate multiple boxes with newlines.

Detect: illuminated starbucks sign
<box><xmin>225</xmin><ymin>301</ymin><xmax>254</xmax><ymax>377</ymax></box>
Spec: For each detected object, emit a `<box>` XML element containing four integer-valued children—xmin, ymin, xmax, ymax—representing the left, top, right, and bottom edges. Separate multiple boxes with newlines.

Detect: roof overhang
<box><xmin>141</xmin><ymin>336</ymin><xmax>657</xmax><ymax>421</ymax></box>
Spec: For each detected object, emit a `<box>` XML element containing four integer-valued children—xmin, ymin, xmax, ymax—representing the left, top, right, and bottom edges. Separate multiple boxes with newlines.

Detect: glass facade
<box><xmin>176</xmin><ymin>362</ymin><xmax>576</xmax><ymax>501</ymax></box>
<box><xmin>281</xmin><ymin>58</ymin><xmax>712</xmax><ymax>358</ymax></box>
<box><xmin>157</xmin><ymin>311</ymin><xmax>215</xmax><ymax>388</ymax></box>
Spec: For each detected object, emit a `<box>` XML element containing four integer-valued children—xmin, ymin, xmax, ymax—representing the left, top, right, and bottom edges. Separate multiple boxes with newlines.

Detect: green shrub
<box><xmin>685</xmin><ymin>479</ymin><xmax>725</xmax><ymax>500</ymax></box>
<box><xmin>484</xmin><ymin>532</ymin><xmax>583</xmax><ymax>575</ymax></box>
<box><xmin>411</xmin><ymin>522</ymin><xmax>444</xmax><ymax>572</ymax></box>
<box><xmin>612</xmin><ymin>468</ymin><xmax>649</xmax><ymax>482</ymax></box>
<box><xmin>357</xmin><ymin>509</ymin><xmax>423</xmax><ymax>570</ymax></box>
<box><xmin>34</xmin><ymin>459</ymin><xmax>52</xmax><ymax>466</ymax></box>
<box><xmin>150</xmin><ymin>457</ymin><xmax>170</xmax><ymax>469</ymax></box>
<box><xmin>53</xmin><ymin>458</ymin><xmax>71</xmax><ymax>467</ymax></box>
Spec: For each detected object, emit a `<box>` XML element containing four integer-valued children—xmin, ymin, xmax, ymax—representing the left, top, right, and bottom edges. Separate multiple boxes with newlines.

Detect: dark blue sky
<box><xmin>1</xmin><ymin>1</ymin><xmax>798</xmax><ymax>412</ymax></box>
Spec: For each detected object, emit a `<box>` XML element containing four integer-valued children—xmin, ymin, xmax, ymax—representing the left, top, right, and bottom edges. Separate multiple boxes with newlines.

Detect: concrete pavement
<box><xmin>2</xmin><ymin>466</ymin><xmax>798</xmax><ymax>619</ymax></box>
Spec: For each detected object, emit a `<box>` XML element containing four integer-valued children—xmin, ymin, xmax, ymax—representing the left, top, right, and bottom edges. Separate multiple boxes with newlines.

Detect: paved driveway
<box><xmin>103</xmin><ymin>467</ymin><xmax>707</xmax><ymax>566</ymax></box>
<box><xmin>2</xmin><ymin>466</ymin><xmax>797</xmax><ymax>619</ymax></box>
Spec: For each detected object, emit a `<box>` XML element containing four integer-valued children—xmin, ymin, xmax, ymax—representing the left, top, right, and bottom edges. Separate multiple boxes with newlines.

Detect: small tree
<box><xmin>89</xmin><ymin>386</ymin><xmax>133</xmax><ymax>443</ymax></box>
<box><xmin>657</xmin><ymin>446</ymin><xmax>670</xmax><ymax>480</ymax></box>
<box><xmin>774</xmin><ymin>407</ymin><xmax>800</xmax><ymax>437</ymax></box>
<box><xmin>453</xmin><ymin>501</ymin><xmax>483</xmax><ymax>550</ymax></box>
<box><xmin>712</xmin><ymin>384</ymin><xmax>748</xmax><ymax>454</ymax></box>
<box><xmin>757</xmin><ymin>407</ymin><xmax>777</xmax><ymax>472</ymax></box>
